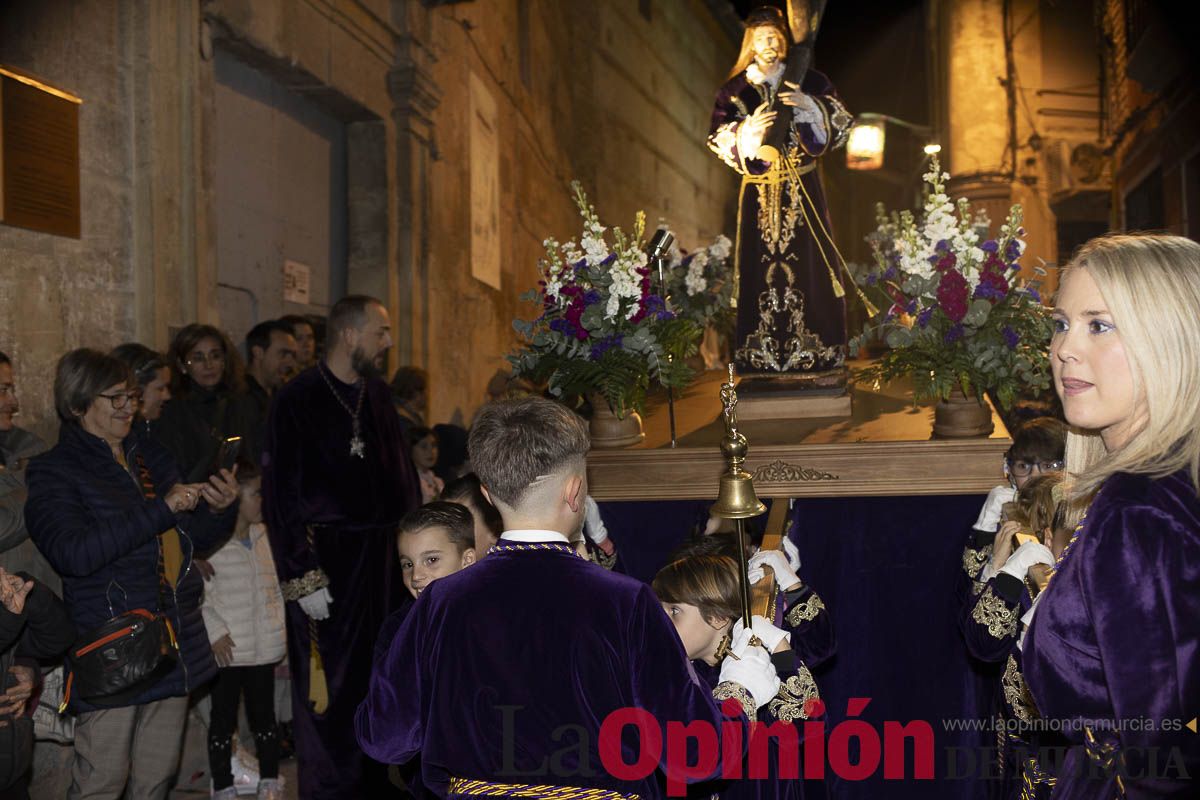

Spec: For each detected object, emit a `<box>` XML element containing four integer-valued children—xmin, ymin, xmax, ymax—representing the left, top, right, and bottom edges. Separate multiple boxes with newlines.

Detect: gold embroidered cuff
<box><xmin>971</xmin><ymin>585</ymin><xmax>1018</xmax><ymax>639</ymax></box>
<box><xmin>768</xmin><ymin>665</ymin><xmax>820</xmax><ymax>723</ymax></box>
<box><xmin>713</xmin><ymin>681</ymin><xmax>756</xmax><ymax>721</ymax></box>
<box><xmin>962</xmin><ymin>546</ymin><xmax>991</xmax><ymax>578</ymax></box>
<box><xmin>786</xmin><ymin>593</ymin><xmax>825</xmax><ymax>627</ymax></box>
<box><xmin>281</xmin><ymin>568</ymin><xmax>330</xmax><ymax>602</ymax></box>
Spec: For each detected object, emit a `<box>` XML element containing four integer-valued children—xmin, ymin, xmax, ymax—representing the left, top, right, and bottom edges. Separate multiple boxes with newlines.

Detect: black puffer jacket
<box><xmin>24</xmin><ymin>423</ymin><xmax>235</xmax><ymax>711</ymax></box>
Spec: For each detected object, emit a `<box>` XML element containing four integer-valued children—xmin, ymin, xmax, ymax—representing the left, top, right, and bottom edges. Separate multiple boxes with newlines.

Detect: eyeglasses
<box><xmin>186</xmin><ymin>352</ymin><xmax>225</xmax><ymax>367</ymax></box>
<box><xmin>1008</xmin><ymin>459</ymin><xmax>1065</xmax><ymax>477</ymax></box>
<box><xmin>96</xmin><ymin>390</ymin><xmax>143</xmax><ymax>410</ymax></box>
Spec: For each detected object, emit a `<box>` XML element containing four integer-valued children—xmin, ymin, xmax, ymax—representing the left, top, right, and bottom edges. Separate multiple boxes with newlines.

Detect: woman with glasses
<box><xmin>154</xmin><ymin>324</ymin><xmax>259</xmax><ymax>482</ymax></box>
<box><xmin>24</xmin><ymin>349</ymin><xmax>240</xmax><ymax>798</ymax></box>
<box><xmin>110</xmin><ymin>343</ymin><xmax>173</xmax><ymax>428</ymax></box>
<box><xmin>1023</xmin><ymin>234</ymin><xmax>1200</xmax><ymax>798</ymax></box>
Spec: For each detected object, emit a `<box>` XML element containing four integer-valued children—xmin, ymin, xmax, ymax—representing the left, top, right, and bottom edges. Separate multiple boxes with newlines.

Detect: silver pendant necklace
<box><xmin>318</xmin><ymin>362</ymin><xmax>367</xmax><ymax>458</ymax></box>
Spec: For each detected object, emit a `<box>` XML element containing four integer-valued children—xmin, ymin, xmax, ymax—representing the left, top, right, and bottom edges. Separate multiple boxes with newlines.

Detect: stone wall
<box><xmin>0</xmin><ymin>0</ymin><xmax>738</xmax><ymax>434</ymax></box>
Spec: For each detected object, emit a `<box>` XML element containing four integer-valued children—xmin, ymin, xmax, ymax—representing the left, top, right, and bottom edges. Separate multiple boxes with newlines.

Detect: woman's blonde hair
<box><xmin>1059</xmin><ymin>233</ymin><xmax>1200</xmax><ymax>500</ymax></box>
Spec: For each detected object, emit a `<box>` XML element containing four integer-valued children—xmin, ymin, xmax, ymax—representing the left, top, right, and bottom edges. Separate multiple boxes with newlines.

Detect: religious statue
<box><xmin>707</xmin><ymin>4</ymin><xmax>853</xmax><ymax>377</ymax></box>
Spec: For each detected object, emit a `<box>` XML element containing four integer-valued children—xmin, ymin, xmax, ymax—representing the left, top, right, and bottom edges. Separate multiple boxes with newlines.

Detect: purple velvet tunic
<box><xmin>1023</xmin><ymin>470</ymin><xmax>1200</xmax><ymax>798</ymax></box>
<box><xmin>263</xmin><ymin>364</ymin><xmax>419</xmax><ymax>799</ymax></box>
<box><xmin>356</xmin><ymin>543</ymin><xmax>750</xmax><ymax>799</ymax></box>
<box><xmin>707</xmin><ymin>67</ymin><xmax>851</xmax><ymax>373</ymax></box>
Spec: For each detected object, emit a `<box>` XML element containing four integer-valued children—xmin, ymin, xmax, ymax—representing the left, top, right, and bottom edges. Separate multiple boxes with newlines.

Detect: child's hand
<box><xmin>212</xmin><ymin>634</ymin><xmax>236</xmax><ymax>668</ymax></box>
<box><xmin>991</xmin><ymin>521</ymin><xmax>1020</xmax><ymax>570</ymax></box>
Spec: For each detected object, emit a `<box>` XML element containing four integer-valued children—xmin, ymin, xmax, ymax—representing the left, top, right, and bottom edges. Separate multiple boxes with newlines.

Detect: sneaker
<box><xmin>257</xmin><ymin>778</ymin><xmax>285</xmax><ymax>800</ymax></box>
<box><xmin>230</xmin><ymin>745</ymin><xmax>261</xmax><ymax>796</ymax></box>
<box><xmin>212</xmin><ymin>787</ymin><xmax>238</xmax><ymax>800</ymax></box>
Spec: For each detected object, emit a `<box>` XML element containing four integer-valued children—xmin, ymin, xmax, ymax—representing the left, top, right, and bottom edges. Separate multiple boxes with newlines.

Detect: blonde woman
<box><xmin>1023</xmin><ymin>234</ymin><xmax>1200</xmax><ymax>798</ymax></box>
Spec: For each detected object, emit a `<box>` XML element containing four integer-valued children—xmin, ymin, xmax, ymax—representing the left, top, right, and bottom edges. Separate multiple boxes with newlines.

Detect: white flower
<box><xmin>709</xmin><ymin>234</ymin><xmax>733</xmax><ymax>261</ymax></box>
<box><xmin>685</xmin><ymin>259</ymin><xmax>707</xmax><ymax>296</ymax></box>
<box><xmin>582</xmin><ymin>234</ymin><xmax>609</xmax><ymax>266</ymax></box>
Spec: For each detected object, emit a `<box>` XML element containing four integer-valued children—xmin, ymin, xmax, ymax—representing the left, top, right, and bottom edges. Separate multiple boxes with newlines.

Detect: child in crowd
<box><xmin>407</xmin><ymin>426</ymin><xmax>443</xmax><ymax>503</ymax></box>
<box><xmin>653</xmin><ymin>554</ymin><xmax>809</xmax><ymax>800</ymax></box>
<box><xmin>960</xmin><ymin>417</ymin><xmax>1066</xmax><ymax>599</ymax></box>
<box><xmin>440</xmin><ymin>473</ymin><xmax>503</xmax><ymax>554</ymax></box>
<box><xmin>961</xmin><ymin>472</ymin><xmax>1066</xmax><ymax>800</ymax></box>
<box><xmin>201</xmin><ymin>461</ymin><xmax>286</xmax><ymax>800</ymax></box>
<box><xmin>373</xmin><ymin>501</ymin><xmax>478</xmax><ymax>665</ymax></box>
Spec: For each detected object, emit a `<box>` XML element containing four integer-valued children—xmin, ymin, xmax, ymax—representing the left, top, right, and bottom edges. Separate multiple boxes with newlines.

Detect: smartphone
<box><xmin>216</xmin><ymin>436</ymin><xmax>242</xmax><ymax>473</ymax></box>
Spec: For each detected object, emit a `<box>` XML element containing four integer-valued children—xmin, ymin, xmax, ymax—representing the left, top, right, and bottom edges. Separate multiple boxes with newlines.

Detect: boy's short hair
<box><xmin>468</xmin><ymin>397</ymin><xmax>589</xmax><ymax>507</ymax></box>
<box><xmin>1008</xmin><ymin>417</ymin><xmax>1067</xmax><ymax>465</ymax></box>
<box><xmin>397</xmin><ymin>501</ymin><xmax>475</xmax><ymax>554</ymax></box>
<box><xmin>441</xmin><ymin>473</ymin><xmax>504</xmax><ymax>536</ymax></box>
<box><xmin>406</xmin><ymin>425</ymin><xmax>436</xmax><ymax>450</ymax></box>
<box><xmin>233</xmin><ymin>457</ymin><xmax>261</xmax><ymax>485</ymax></box>
<box><xmin>653</xmin><ymin>555</ymin><xmax>741</xmax><ymax>627</ymax></box>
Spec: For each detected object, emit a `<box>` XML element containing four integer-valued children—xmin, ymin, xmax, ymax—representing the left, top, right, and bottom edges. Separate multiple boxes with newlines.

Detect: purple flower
<box><xmin>549</xmin><ymin>318</ymin><xmax>576</xmax><ymax>337</ymax></box>
<box><xmin>866</xmin><ymin>272</ymin><xmax>879</xmax><ymax>286</ymax></box>
<box><xmin>883</xmin><ymin>266</ymin><xmax>898</xmax><ymax>280</ymax></box>
<box><xmin>1002</xmin><ymin>326</ymin><xmax>1020</xmax><ymax>350</ymax></box>
<box><xmin>600</xmin><ymin>253</ymin><xmax>617</xmax><ymax>267</ymax></box>
<box><xmin>1004</xmin><ymin>240</ymin><xmax>1021</xmax><ymax>262</ymax></box>
<box><xmin>573</xmin><ymin>258</ymin><xmax>588</xmax><ymax>273</ymax></box>
<box><xmin>935</xmin><ymin>239</ymin><xmax>950</xmax><ymax>252</ymax></box>
<box><xmin>981</xmin><ymin>240</ymin><xmax>999</xmax><ymax>253</ymax></box>
<box><xmin>589</xmin><ymin>334</ymin><xmax>624</xmax><ymax>361</ymax></box>
<box><xmin>917</xmin><ymin>307</ymin><xmax>934</xmax><ymax>328</ymax></box>
<box><xmin>944</xmin><ymin>323</ymin><xmax>965</xmax><ymax>344</ymax></box>
<box><xmin>905</xmin><ymin>299</ymin><xmax>918</xmax><ymax>314</ymax></box>
<box><xmin>1026</xmin><ymin>287</ymin><xmax>1041</xmax><ymax>303</ymax></box>
<box><xmin>584</xmin><ymin>289</ymin><xmax>601</xmax><ymax>305</ymax></box>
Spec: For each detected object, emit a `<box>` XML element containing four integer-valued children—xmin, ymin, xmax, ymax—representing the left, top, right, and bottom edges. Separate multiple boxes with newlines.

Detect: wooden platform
<box><xmin>586</xmin><ymin>361</ymin><xmax>1011</xmax><ymax>500</ymax></box>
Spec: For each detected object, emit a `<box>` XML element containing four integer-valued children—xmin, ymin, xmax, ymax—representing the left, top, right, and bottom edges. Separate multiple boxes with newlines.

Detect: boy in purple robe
<box><xmin>356</xmin><ymin>397</ymin><xmax>782</xmax><ymax>799</ymax></box>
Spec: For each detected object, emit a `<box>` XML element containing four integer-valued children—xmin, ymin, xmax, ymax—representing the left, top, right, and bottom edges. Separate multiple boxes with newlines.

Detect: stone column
<box><xmin>387</xmin><ymin>29</ymin><xmax>441</xmax><ymax>368</ymax></box>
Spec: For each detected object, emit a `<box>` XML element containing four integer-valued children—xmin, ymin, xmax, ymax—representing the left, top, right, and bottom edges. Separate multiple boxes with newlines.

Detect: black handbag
<box><xmin>63</xmin><ymin>607</ymin><xmax>178</xmax><ymax>708</ymax></box>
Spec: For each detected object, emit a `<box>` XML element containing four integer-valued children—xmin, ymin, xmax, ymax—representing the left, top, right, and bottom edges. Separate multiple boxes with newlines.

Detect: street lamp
<box><xmin>846</xmin><ymin>112</ymin><xmax>939</xmax><ymax>170</ymax></box>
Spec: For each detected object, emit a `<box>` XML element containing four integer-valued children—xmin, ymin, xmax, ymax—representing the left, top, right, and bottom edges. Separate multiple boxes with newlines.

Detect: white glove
<box><xmin>732</xmin><ymin>614</ymin><xmax>791</xmax><ymax>653</ymax></box>
<box><xmin>781</xmin><ymin>537</ymin><xmax>801</xmax><ymax>570</ymax></box>
<box><xmin>717</xmin><ymin>627</ymin><xmax>780</xmax><ymax>710</ymax></box>
<box><xmin>746</xmin><ymin>549</ymin><xmax>801</xmax><ymax>590</ymax></box>
<box><xmin>297</xmin><ymin>587</ymin><xmax>333</xmax><ymax>621</ymax></box>
<box><xmin>974</xmin><ymin>485</ymin><xmax>1016</xmax><ymax>532</ymax></box>
<box><xmin>789</xmin><ymin>93</ymin><xmax>827</xmax><ymax>145</ymax></box>
<box><xmin>583</xmin><ymin>495</ymin><xmax>608</xmax><ymax>545</ymax></box>
<box><xmin>999</xmin><ymin>542</ymin><xmax>1055</xmax><ymax>581</ymax></box>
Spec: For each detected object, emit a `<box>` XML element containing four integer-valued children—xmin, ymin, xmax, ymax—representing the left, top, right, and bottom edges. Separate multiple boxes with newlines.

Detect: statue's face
<box><xmin>750</xmin><ymin>26</ymin><xmax>785</xmax><ymax>68</ymax></box>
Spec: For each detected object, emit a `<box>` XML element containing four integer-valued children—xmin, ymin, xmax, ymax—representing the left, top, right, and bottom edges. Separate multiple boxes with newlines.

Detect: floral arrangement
<box><xmin>660</xmin><ymin>231</ymin><xmax>736</xmax><ymax>333</ymax></box>
<box><xmin>510</xmin><ymin>182</ymin><xmax>701</xmax><ymax>418</ymax></box>
<box><xmin>849</xmin><ymin>157</ymin><xmax>1053</xmax><ymax>409</ymax></box>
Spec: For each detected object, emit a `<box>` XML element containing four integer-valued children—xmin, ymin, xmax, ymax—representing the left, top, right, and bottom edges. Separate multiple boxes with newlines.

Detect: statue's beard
<box><xmin>351</xmin><ymin>346</ymin><xmax>384</xmax><ymax>380</ymax></box>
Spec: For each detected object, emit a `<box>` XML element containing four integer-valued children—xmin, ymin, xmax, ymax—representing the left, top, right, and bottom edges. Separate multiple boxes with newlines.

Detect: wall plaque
<box><xmin>0</xmin><ymin>66</ymin><xmax>81</xmax><ymax>238</ymax></box>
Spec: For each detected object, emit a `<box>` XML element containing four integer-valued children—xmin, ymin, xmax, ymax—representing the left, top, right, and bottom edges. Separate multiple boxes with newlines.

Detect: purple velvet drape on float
<box><xmin>600</xmin><ymin>495</ymin><xmax>992</xmax><ymax>800</ymax></box>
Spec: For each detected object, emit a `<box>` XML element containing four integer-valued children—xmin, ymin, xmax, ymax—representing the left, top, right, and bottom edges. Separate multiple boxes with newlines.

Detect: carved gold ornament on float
<box><xmin>0</xmin><ymin>65</ymin><xmax>81</xmax><ymax>238</ymax></box>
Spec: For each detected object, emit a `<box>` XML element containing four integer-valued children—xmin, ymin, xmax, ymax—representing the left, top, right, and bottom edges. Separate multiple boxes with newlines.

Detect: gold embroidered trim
<box><xmin>971</xmin><ymin>586</ymin><xmax>1018</xmax><ymax>639</ymax></box>
<box><xmin>971</xmin><ymin>579</ymin><xmax>987</xmax><ymax>598</ymax></box>
<box><xmin>589</xmin><ymin>547</ymin><xmax>618</xmax><ymax>571</ymax></box>
<box><xmin>768</xmin><ymin>664</ymin><xmax>819</xmax><ymax>723</ymax></box>
<box><xmin>280</xmin><ymin>568</ymin><xmax>330</xmax><ymax>602</ymax></box>
<box><xmin>786</xmin><ymin>593</ymin><xmax>825</xmax><ymax>627</ymax></box>
<box><xmin>1003</xmin><ymin>655</ymin><xmax>1038</xmax><ymax>723</ymax></box>
<box><xmin>712</xmin><ymin>681</ymin><xmax>756</xmax><ymax>721</ymax></box>
<box><xmin>448</xmin><ymin>777</ymin><xmax>639</xmax><ymax>800</ymax></box>
<box><xmin>962</xmin><ymin>546</ymin><xmax>991</xmax><ymax>578</ymax></box>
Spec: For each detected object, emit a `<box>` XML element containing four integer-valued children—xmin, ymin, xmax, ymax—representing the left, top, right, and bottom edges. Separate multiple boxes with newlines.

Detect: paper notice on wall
<box><xmin>469</xmin><ymin>71</ymin><xmax>501</xmax><ymax>290</ymax></box>
<box><xmin>283</xmin><ymin>259</ymin><xmax>311</xmax><ymax>304</ymax></box>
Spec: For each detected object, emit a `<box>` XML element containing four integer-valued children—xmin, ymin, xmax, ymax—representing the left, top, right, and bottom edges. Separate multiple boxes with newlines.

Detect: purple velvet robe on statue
<box><xmin>1024</xmin><ymin>470</ymin><xmax>1200</xmax><ymax>798</ymax></box>
<box><xmin>263</xmin><ymin>364</ymin><xmax>419</xmax><ymax>799</ymax></box>
<box><xmin>708</xmin><ymin>67</ymin><xmax>852</xmax><ymax>374</ymax></box>
<box><xmin>356</xmin><ymin>543</ymin><xmax>751</xmax><ymax>799</ymax></box>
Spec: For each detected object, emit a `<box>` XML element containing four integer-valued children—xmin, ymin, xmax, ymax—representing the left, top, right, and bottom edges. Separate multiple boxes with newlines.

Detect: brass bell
<box><xmin>711</xmin><ymin>364</ymin><xmax>767</xmax><ymax>521</ymax></box>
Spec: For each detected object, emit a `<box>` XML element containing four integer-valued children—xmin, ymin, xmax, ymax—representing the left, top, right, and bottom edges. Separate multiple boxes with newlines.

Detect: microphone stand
<box><xmin>647</xmin><ymin>229</ymin><xmax>677</xmax><ymax>447</ymax></box>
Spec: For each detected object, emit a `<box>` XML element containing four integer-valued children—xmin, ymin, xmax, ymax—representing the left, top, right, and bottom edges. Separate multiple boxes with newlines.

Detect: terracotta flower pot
<box><xmin>933</xmin><ymin>386</ymin><xmax>994</xmax><ymax>438</ymax></box>
<box><xmin>588</xmin><ymin>394</ymin><xmax>645</xmax><ymax>448</ymax></box>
